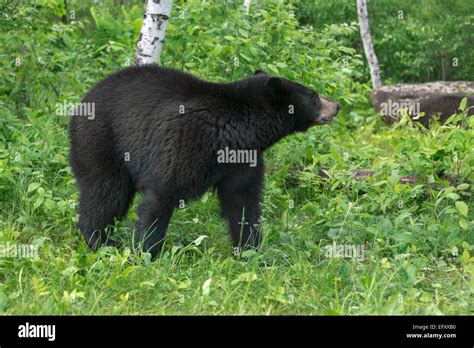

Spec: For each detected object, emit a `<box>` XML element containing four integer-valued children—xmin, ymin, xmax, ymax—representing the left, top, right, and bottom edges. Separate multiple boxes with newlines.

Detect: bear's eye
<box><xmin>312</xmin><ymin>94</ymin><xmax>320</xmax><ymax>106</ymax></box>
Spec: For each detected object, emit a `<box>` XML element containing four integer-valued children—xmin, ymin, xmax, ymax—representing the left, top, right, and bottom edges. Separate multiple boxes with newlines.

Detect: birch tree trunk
<box><xmin>244</xmin><ymin>0</ymin><xmax>252</xmax><ymax>14</ymax></box>
<box><xmin>357</xmin><ymin>0</ymin><xmax>382</xmax><ymax>89</ymax></box>
<box><xmin>135</xmin><ymin>0</ymin><xmax>173</xmax><ymax>65</ymax></box>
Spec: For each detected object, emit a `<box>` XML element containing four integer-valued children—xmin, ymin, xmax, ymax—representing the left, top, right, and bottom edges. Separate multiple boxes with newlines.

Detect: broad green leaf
<box><xmin>27</xmin><ymin>183</ymin><xmax>41</xmax><ymax>192</ymax></box>
<box><xmin>459</xmin><ymin>97</ymin><xmax>467</xmax><ymax>111</ymax></box>
<box><xmin>202</xmin><ymin>278</ymin><xmax>212</xmax><ymax>296</ymax></box>
<box><xmin>193</xmin><ymin>235</ymin><xmax>207</xmax><ymax>246</ymax></box>
<box><xmin>455</xmin><ymin>201</ymin><xmax>468</xmax><ymax>216</ymax></box>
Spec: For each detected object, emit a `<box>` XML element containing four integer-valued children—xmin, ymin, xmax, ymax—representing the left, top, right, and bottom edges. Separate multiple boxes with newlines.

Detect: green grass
<box><xmin>0</xmin><ymin>109</ymin><xmax>472</xmax><ymax>315</ymax></box>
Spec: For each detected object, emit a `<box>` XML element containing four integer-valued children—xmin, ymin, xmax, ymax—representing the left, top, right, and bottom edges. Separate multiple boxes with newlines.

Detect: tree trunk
<box><xmin>135</xmin><ymin>0</ymin><xmax>173</xmax><ymax>65</ymax></box>
<box><xmin>357</xmin><ymin>0</ymin><xmax>382</xmax><ymax>89</ymax></box>
<box><xmin>244</xmin><ymin>0</ymin><xmax>252</xmax><ymax>14</ymax></box>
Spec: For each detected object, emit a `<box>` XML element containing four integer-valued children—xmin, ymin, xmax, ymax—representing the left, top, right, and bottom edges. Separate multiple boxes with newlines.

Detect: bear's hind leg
<box><xmin>134</xmin><ymin>191</ymin><xmax>174</xmax><ymax>258</ymax></box>
<box><xmin>217</xmin><ymin>162</ymin><xmax>264</xmax><ymax>251</ymax></box>
<box><xmin>77</xmin><ymin>171</ymin><xmax>135</xmax><ymax>250</ymax></box>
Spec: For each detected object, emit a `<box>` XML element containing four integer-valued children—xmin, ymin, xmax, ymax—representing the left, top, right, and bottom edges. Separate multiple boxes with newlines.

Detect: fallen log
<box><xmin>316</xmin><ymin>168</ymin><xmax>466</xmax><ymax>187</ymax></box>
<box><xmin>371</xmin><ymin>81</ymin><xmax>474</xmax><ymax>126</ymax></box>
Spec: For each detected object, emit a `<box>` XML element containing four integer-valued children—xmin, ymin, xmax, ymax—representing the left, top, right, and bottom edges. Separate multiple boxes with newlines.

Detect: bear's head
<box><xmin>254</xmin><ymin>70</ymin><xmax>341</xmax><ymax>132</ymax></box>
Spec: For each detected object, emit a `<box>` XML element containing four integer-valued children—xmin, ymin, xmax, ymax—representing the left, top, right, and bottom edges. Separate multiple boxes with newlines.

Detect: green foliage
<box><xmin>163</xmin><ymin>0</ymin><xmax>367</xmax><ymax>108</ymax></box>
<box><xmin>297</xmin><ymin>0</ymin><xmax>474</xmax><ymax>83</ymax></box>
<box><xmin>0</xmin><ymin>0</ymin><xmax>472</xmax><ymax>315</ymax></box>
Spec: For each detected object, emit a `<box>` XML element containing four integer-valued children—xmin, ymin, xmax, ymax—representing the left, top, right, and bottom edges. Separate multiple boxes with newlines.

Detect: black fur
<box><xmin>69</xmin><ymin>66</ymin><xmax>340</xmax><ymax>257</ymax></box>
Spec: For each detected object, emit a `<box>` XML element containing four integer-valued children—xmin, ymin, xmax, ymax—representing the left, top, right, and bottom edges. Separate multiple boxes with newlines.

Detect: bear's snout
<box><xmin>317</xmin><ymin>97</ymin><xmax>341</xmax><ymax>124</ymax></box>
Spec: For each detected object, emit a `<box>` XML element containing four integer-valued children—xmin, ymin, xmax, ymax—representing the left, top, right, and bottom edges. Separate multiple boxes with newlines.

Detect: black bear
<box><xmin>69</xmin><ymin>66</ymin><xmax>341</xmax><ymax>257</ymax></box>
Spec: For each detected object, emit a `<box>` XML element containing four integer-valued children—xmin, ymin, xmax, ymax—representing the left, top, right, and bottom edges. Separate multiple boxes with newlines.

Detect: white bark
<box><xmin>135</xmin><ymin>0</ymin><xmax>173</xmax><ymax>65</ymax></box>
<box><xmin>357</xmin><ymin>0</ymin><xmax>382</xmax><ymax>89</ymax></box>
<box><xmin>244</xmin><ymin>0</ymin><xmax>252</xmax><ymax>14</ymax></box>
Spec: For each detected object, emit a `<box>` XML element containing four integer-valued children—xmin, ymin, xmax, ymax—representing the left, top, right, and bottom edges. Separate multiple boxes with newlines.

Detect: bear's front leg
<box><xmin>134</xmin><ymin>192</ymin><xmax>173</xmax><ymax>258</ymax></box>
<box><xmin>217</xmin><ymin>163</ymin><xmax>264</xmax><ymax>252</ymax></box>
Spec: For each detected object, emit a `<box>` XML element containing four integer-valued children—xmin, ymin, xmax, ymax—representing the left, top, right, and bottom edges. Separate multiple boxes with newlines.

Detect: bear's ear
<box><xmin>254</xmin><ymin>70</ymin><xmax>270</xmax><ymax>76</ymax></box>
<box><xmin>265</xmin><ymin>77</ymin><xmax>289</xmax><ymax>100</ymax></box>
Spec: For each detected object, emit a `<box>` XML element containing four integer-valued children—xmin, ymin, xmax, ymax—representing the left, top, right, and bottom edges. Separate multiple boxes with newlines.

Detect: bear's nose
<box><xmin>336</xmin><ymin>103</ymin><xmax>342</xmax><ymax>111</ymax></box>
